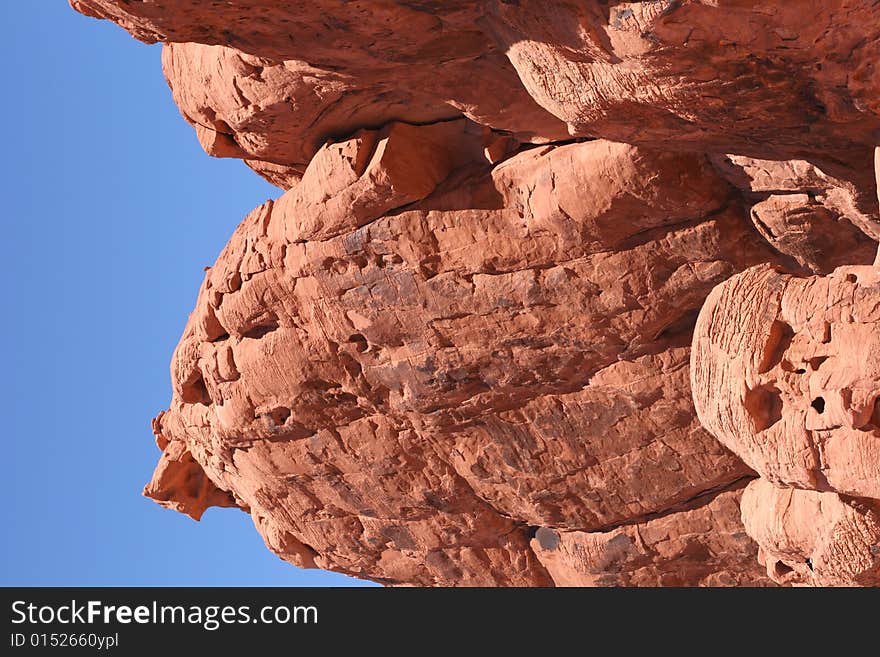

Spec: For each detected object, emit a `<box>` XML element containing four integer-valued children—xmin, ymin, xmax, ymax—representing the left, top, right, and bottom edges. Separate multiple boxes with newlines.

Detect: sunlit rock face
<box><xmin>71</xmin><ymin>0</ymin><xmax>880</xmax><ymax>586</ymax></box>
<box><xmin>740</xmin><ymin>479</ymin><xmax>880</xmax><ymax>586</ymax></box>
<box><xmin>149</xmin><ymin>130</ymin><xmax>781</xmax><ymax>585</ymax></box>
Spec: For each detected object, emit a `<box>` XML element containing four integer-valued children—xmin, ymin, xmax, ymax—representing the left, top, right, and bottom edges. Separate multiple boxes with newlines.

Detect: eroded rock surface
<box><xmin>71</xmin><ymin>0</ymin><xmax>880</xmax><ymax>586</ymax></box>
<box><xmin>692</xmin><ymin>264</ymin><xmax>880</xmax><ymax>584</ymax></box>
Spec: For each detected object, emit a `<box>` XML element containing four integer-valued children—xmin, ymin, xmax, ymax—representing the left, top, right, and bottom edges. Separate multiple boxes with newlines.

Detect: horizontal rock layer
<box><xmin>74</xmin><ymin>0</ymin><xmax>880</xmax><ymax>213</ymax></box>
<box><xmin>532</xmin><ymin>485</ymin><xmax>774</xmax><ymax>587</ymax></box>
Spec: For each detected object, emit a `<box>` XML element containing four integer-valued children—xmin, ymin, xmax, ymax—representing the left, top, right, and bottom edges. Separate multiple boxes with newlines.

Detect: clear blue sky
<box><xmin>0</xmin><ymin>3</ymin><xmax>372</xmax><ymax>586</ymax></box>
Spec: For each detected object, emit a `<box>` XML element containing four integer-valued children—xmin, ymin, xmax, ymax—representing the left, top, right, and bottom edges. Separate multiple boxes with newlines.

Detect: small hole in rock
<box><xmin>267</xmin><ymin>407</ymin><xmax>291</xmax><ymax>425</ymax></box>
<box><xmin>774</xmin><ymin>561</ymin><xmax>794</xmax><ymax>577</ymax></box>
<box><xmin>870</xmin><ymin>397</ymin><xmax>880</xmax><ymax>428</ymax></box>
<box><xmin>243</xmin><ymin>324</ymin><xmax>275</xmax><ymax>339</ymax></box>
<box><xmin>845</xmin><ymin>273</ymin><xmax>857</xmax><ymax>284</ymax></box>
<box><xmin>809</xmin><ymin>356</ymin><xmax>828</xmax><ymax>370</ymax></box>
<box><xmin>348</xmin><ymin>333</ymin><xmax>369</xmax><ymax>353</ymax></box>
<box><xmin>242</xmin><ymin>315</ymin><xmax>279</xmax><ymax>339</ymax></box>
<box><xmin>759</xmin><ymin>321</ymin><xmax>794</xmax><ymax>374</ymax></box>
<box><xmin>744</xmin><ymin>384</ymin><xmax>783</xmax><ymax>431</ymax></box>
<box><xmin>182</xmin><ymin>374</ymin><xmax>211</xmax><ymax>405</ymax></box>
<box><xmin>375</xmin><ymin>253</ymin><xmax>404</xmax><ymax>268</ymax></box>
<box><xmin>805</xmin><ymin>558</ymin><xmax>813</xmax><ymax>571</ymax></box>
<box><xmin>811</xmin><ymin>397</ymin><xmax>825</xmax><ymax>413</ymax></box>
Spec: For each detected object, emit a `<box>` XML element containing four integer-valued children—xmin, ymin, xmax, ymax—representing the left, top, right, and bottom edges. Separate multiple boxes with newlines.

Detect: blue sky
<box><xmin>0</xmin><ymin>3</ymin><xmax>371</xmax><ymax>586</ymax></box>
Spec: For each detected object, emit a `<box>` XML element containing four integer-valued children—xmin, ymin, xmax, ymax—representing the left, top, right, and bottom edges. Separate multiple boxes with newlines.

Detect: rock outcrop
<box><xmin>71</xmin><ymin>0</ymin><xmax>880</xmax><ymax>586</ymax></box>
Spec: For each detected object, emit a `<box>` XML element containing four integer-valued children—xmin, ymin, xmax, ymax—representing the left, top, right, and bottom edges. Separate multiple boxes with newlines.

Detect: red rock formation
<box><xmin>71</xmin><ymin>0</ymin><xmax>880</xmax><ymax>586</ymax></box>
<box><xmin>71</xmin><ymin>2</ymin><xmax>880</xmax><ymax>206</ymax></box>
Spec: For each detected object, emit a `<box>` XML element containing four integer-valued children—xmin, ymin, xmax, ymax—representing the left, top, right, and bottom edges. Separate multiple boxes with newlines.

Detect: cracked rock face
<box><xmin>71</xmin><ymin>0</ymin><xmax>880</xmax><ymax>586</ymax></box>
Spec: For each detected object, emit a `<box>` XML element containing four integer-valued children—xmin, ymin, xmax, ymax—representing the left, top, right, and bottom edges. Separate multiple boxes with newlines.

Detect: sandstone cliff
<box><xmin>72</xmin><ymin>0</ymin><xmax>880</xmax><ymax>586</ymax></box>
